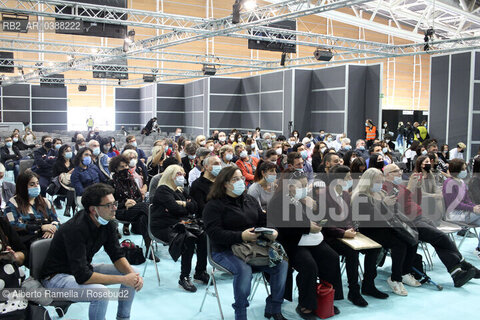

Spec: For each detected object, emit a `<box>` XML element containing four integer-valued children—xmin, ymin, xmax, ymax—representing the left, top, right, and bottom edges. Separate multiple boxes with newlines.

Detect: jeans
<box><xmin>42</xmin><ymin>264</ymin><xmax>136</xmax><ymax>320</ymax></box>
<box><xmin>212</xmin><ymin>250</ymin><xmax>288</xmax><ymax>320</ymax></box>
<box><xmin>396</xmin><ymin>135</ymin><xmax>404</xmax><ymax>148</ymax></box>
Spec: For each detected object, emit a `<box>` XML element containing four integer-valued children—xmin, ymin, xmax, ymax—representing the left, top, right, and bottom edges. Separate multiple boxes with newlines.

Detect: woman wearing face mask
<box><xmin>108</xmin><ymin>137</ymin><xmax>120</xmax><ymax>157</ymax></box>
<box><xmin>23</xmin><ymin>128</ymin><xmax>36</xmax><ymax>145</ymax></box>
<box><xmin>74</xmin><ymin>137</ymin><xmax>86</xmax><ymax>157</ymax></box>
<box><xmin>204</xmin><ymin>167</ymin><xmax>288</xmax><ymax>320</ymax></box>
<box><xmin>438</xmin><ymin>144</ymin><xmax>450</xmax><ymax>173</ymax></box>
<box><xmin>380</xmin><ymin>142</ymin><xmax>393</xmax><ymax>164</ymax></box>
<box><xmin>151</xmin><ymin>165</ymin><xmax>207</xmax><ymax>292</ymax></box>
<box><xmin>292</xmin><ymin>130</ymin><xmax>300</xmax><ymax>143</ymax></box>
<box><xmin>412</xmin><ymin>155</ymin><xmax>442</xmax><ymax>200</ymax></box>
<box><xmin>146</xmin><ymin>145</ymin><xmax>166</xmax><ymax>184</ymax></box>
<box><xmin>71</xmin><ymin>147</ymin><xmax>107</xmax><ymax>198</ymax></box>
<box><xmin>52</xmin><ymin>145</ymin><xmax>75</xmax><ymax>216</ymax></box>
<box><xmin>245</xmin><ymin>137</ymin><xmax>260</xmax><ymax>159</ymax></box>
<box><xmin>247</xmin><ymin>160</ymin><xmax>277</xmax><ymax>211</ymax></box>
<box><xmin>235</xmin><ymin>144</ymin><xmax>259</xmax><ymax>187</ymax></box>
<box><xmin>219</xmin><ymin>145</ymin><xmax>237</xmax><ymax>168</ymax></box>
<box><xmin>269</xmin><ymin>171</ymin><xmax>343</xmax><ymax>318</ymax></box>
<box><xmin>122</xmin><ymin>149</ymin><xmax>148</xmax><ymax>199</ymax></box>
<box><xmin>368</xmin><ymin>153</ymin><xmax>386</xmax><ymax>171</ymax></box>
<box><xmin>312</xmin><ymin>142</ymin><xmax>326</xmax><ymax>173</ymax></box>
<box><xmin>443</xmin><ymin>159</ymin><xmax>480</xmax><ymax>257</ymax></box>
<box><xmin>12</xmin><ymin>132</ymin><xmax>35</xmax><ymax>150</ymax></box>
<box><xmin>4</xmin><ymin>170</ymin><xmax>59</xmax><ymax>264</ymax></box>
<box><xmin>352</xmin><ymin>168</ymin><xmax>418</xmax><ymax>296</ymax></box>
<box><xmin>109</xmin><ymin>155</ymin><xmax>155</xmax><ymax>259</ymax></box>
<box><xmin>322</xmin><ymin>165</ymin><xmax>387</xmax><ymax>307</ymax></box>
<box><xmin>205</xmin><ymin>140</ymin><xmax>216</xmax><ymax>155</ymax></box>
<box><xmin>1</xmin><ymin>136</ymin><xmax>22</xmax><ymax>180</ymax></box>
<box><xmin>195</xmin><ymin>135</ymin><xmax>207</xmax><ymax>148</ymax></box>
<box><xmin>232</xmin><ymin>132</ymin><xmax>245</xmax><ymax>149</ymax></box>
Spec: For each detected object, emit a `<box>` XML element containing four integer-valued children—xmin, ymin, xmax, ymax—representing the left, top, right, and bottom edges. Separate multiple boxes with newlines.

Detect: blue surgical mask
<box><xmin>306</xmin><ymin>143</ymin><xmax>312</xmax><ymax>148</ymax></box>
<box><xmin>265</xmin><ymin>174</ymin><xmax>277</xmax><ymax>183</ymax></box>
<box><xmin>240</xmin><ymin>150</ymin><xmax>248</xmax><ymax>158</ymax></box>
<box><xmin>175</xmin><ymin>175</ymin><xmax>185</xmax><ymax>186</ymax></box>
<box><xmin>382</xmin><ymin>147</ymin><xmax>388</xmax><ymax>154</ymax></box>
<box><xmin>295</xmin><ymin>168</ymin><xmax>304</xmax><ymax>172</ymax></box>
<box><xmin>371</xmin><ymin>183</ymin><xmax>383</xmax><ymax>193</ymax></box>
<box><xmin>422</xmin><ymin>150</ymin><xmax>428</xmax><ymax>155</ymax></box>
<box><xmin>458</xmin><ymin>170</ymin><xmax>468</xmax><ymax>179</ymax></box>
<box><xmin>131</xmin><ymin>141</ymin><xmax>137</xmax><ymax>147</ymax></box>
<box><xmin>300</xmin><ymin>150</ymin><xmax>308</xmax><ymax>160</ymax></box>
<box><xmin>5</xmin><ymin>142</ymin><xmax>12</xmax><ymax>148</ymax></box>
<box><xmin>13</xmin><ymin>138</ymin><xmax>18</xmax><ymax>143</ymax></box>
<box><xmin>294</xmin><ymin>187</ymin><xmax>308</xmax><ymax>200</ymax></box>
<box><xmin>232</xmin><ymin>180</ymin><xmax>245</xmax><ymax>195</ymax></box>
<box><xmin>55</xmin><ymin>144</ymin><xmax>61</xmax><ymax>150</ymax></box>
<box><xmin>95</xmin><ymin>208</ymin><xmax>109</xmax><ymax>226</ymax></box>
<box><xmin>111</xmin><ymin>142</ymin><xmax>115</xmax><ymax>148</ymax></box>
<box><xmin>344</xmin><ymin>145</ymin><xmax>352</xmax><ymax>151</ymax></box>
<box><xmin>211</xmin><ymin>165</ymin><xmax>222</xmax><ymax>177</ymax></box>
<box><xmin>393</xmin><ymin>176</ymin><xmax>403</xmax><ymax>185</ymax></box>
<box><xmin>65</xmin><ymin>152</ymin><xmax>73</xmax><ymax>159</ymax></box>
<box><xmin>92</xmin><ymin>147</ymin><xmax>101</xmax><ymax>156</ymax></box>
<box><xmin>327</xmin><ymin>137</ymin><xmax>333</xmax><ymax>142</ymax></box>
<box><xmin>28</xmin><ymin>186</ymin><xmax>41</xmax><ymax>198</ymax></box>
<box><xmin>225</xmin><ymin>153</ymin><xmax>233</xmax><ymax>161</ymax></box>
<box><xmin>358</xmin><ymin>146</ymin><xmax>365</xmax><ymax>151</ymax></box>
<box><xmin>343</xmin><ymin>179</ymin><xmax>353</xmax><ymax>191</ymax></box>
<box><xmin>188</xmin><ymin>155</ymin><xmax>196</xmax><ymax>160</ymax></box>
<box><xmin>82</xmin><ymin>156</ymin><xmax>92</xmax><ymax>166</ymax></box>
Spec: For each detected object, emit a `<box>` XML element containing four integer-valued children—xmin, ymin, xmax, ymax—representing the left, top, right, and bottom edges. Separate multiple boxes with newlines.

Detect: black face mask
<box><xmin>44</xmin><ymin>141</ymin><xmax>52</xmax><ymax>149</ymax></box>
<box><xmin>117</xmin><ymin>168</ymin><xmax>129</xmax><ymax>179</ymax></box>
<box><xmin>423</xmin><ymin>164</ymin><xmax>431</xmax><ymax>172</ymax></box>
<box><xmin>433</xmin><ymin>163</ymin><xmax>439</xmax><ymax>170</ymax></box>
<box><xmin>459</xmin><ymin>149</ymin><xmax>464</xmax><ymax>153</ymax></box>
<box><xmin>374</xmin><ymin>160</ymin><xmax>384</xmax><ymax>170</ymax></box>
<box><xmin>95</xmin><ymin>131</ymin><xmax>99</xmax><ymax>135</ymax></box>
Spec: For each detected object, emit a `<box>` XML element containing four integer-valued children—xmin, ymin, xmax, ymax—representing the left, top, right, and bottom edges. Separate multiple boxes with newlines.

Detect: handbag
<box><xmin>120</xmin><ymin>239</ymin><xmax>146</xmax><ymax>265</ymax></box>
<box><xmin>45</xmin><ymin>176</ymin><xmax>61</xmax><ymax>196</ymax></box>
<box><xmin>231</xmin><ymin>239</ymin><xmax>286</xmax><ymax>267</ymax></box>
<box><xmin>314</xmin><ymin>281</ymin><xmax>335</xmax><ymax>319</ymax></box>
<box><xmin>377</xmin><ymin>200</ymin><xmax>419</xmax><ymax>246</ymax></box>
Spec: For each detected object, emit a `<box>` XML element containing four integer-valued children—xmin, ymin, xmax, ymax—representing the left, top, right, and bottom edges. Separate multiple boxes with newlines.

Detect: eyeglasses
<box><xmin>231</xmin><ymin>176</ymin><xmax>246</xmax><ymax>183</ymax></box>
<box><xmin>97</xmin><ymin>201</ymin><xmax>118</xmax><ymax>210</ymax></box>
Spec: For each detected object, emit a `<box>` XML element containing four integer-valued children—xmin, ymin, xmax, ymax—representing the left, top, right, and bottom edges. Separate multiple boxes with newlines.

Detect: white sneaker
<box><xmin>402</xmin><ymin>274</ymin><xmax>422</xmax><ymax>287</ymax></box>
<box><xmin>387</xmin><ymin>277</ymin><xmax>408</xmax><ymax>296</ymax></box>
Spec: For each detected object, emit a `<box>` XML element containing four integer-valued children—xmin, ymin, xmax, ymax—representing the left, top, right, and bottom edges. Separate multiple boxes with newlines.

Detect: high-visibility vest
<box><xmin>87</xmin><ymin>118</ymin><xmax>94</xmax><ymax>126</ymax></box>
<box><xmin>418</xmin><ymin>126</ymin><xmax>428</xmax><ymax>140</ymax></box>
<box><xmin>366</xmin><ymin>126</ymin><xmax>377</xmax><ymax>140</ymax></box>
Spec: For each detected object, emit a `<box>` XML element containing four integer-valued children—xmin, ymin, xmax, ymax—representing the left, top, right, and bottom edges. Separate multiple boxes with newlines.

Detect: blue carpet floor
<box><xmin>39</xmin><ymin>206</ymin><xmax>480</xmax><ymax>320</ymax></box>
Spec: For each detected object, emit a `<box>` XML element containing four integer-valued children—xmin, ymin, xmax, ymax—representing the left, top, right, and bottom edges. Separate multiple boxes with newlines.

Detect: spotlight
<box><xmin>202</xmin><ymin>65</ymin><xmax>216</xmax><ymax>76</ymax></box>
<box><xmin>143</xmin><ymin>74</ymin><xmax>156</xmax><ymax>82</ymax></box>
<box><xmin>78</xmin><ymin>84</ymin><xmax>87</xmax><ymax>92</ymax></box>
<box><xmin>232</xmin><ymin>0</ymin><xmax>257</xmax><ymax>24</ymax></box>
<box><xmin>280</xmin><ymin>52</ymin><xmax>286</xmax><ymax>66</ymax></box>
<box><xmin>423</xmin><ymin>27</ymin><xmax>434</xmax><ymax>52</ymax></box>
<box><xmin>123</xmin><ymin>30</ymin><xmax>136</xmax><ymax>52</ymax></box>
<box><xmin>313</xmin><ymin>48</ymin><xmax>333</xmax><ymax>61</ymax></box>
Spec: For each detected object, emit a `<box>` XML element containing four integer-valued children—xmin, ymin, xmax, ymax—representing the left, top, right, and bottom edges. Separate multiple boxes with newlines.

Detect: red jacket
<box><xmin>383</xmin><ymin>181</ymin><xmax>422</xmax><ymax>219</ymax></box>
<box><xmin>236</xmin><ymin>157</ymin><xmax>259</xmax><ymax>185</ymax></box>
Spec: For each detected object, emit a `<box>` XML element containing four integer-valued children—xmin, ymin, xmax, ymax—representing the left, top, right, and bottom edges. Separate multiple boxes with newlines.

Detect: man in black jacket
<box><xmin>0</xmin><ymin>136</ymin><xmax>22</xmax><ymax>180</ymax></box>
<box><xmin>32</xmin><ymin>136</ymin><xmax>57</xmax><ymax>196</ymax></box>
<box><xmin>12</xmin><ymin>132</ymin><xmax>35</xmax><ymax>151</ymax></box>
<box><xmin>181</xmin><ymin>143</ymin><xmax>197</xmax><ymax>179</ymax></box>
<box><xmin>41</xmin><ymin>183</ymin><xmax>142</xmax><ymax>320</ymax></box>
<box><xmin>190</xmin><ymin>155</ymin><xmax>221</xmax><ymax>218</ymax></box>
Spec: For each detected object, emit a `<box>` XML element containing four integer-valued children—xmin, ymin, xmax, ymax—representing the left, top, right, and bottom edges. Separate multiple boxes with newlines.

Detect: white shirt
<box><xmin>0</xmin><ymin>184</ymin><xmax>5</xmax><ymax>210</ymax></box>
<box><xmin>188</xmin><ymin>167</ymin><xmax>202</xmax><ymax>187</ymax></box>
<box><xmin>449</xmin><ymin>148</ymin><xmax>464</xmax><ymax>160</ymax></box>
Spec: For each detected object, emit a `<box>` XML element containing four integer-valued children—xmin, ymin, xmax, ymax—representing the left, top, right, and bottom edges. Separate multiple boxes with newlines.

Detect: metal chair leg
<box><xmin>211</xmin><ymin>270</ymin><xmax>224</xmax><ymax>320</ymax></box>
<box><xmin>262</xmin><ymin>274</ymin><xmax>270</xmax><ymax>296</ymax></box>
<box><xmin>248</xmin><ymin>273</ymin><xmax>261</xmax><ymax>302</ymax></box>
<box><xmin>151</xmin><ymin>244</ymin><xmax>161</xmax><ymax>286</ymax></box>
<box><xmin>199</xmin><ymin>272</ymin><xmax>213</xmax><ymax>313</ymax></box>
<box><xmin>142</xmin><ymin>240</ymin><xmax>154</xmax><ymax>277</ymax></box>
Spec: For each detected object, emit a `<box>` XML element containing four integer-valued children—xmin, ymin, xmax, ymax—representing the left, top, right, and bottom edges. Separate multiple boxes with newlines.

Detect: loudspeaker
<box><xmin>202</xmin><ymin>65</ymin><xmax>216</xmax><ymax>76</ymax></box>
<box><xmin>143</xmin><ymin>74</ymin><xmax>155</xmax><ymax>82</ymax></box>
<box><xmin>314</xmin><ymin>49</ymin><xmax>333</xmax><ymax>62</ymax></box>
<box><xmin>78</xmin><ymin>84</ymin><xmax>87</xmax><ymax>91</ymax></box>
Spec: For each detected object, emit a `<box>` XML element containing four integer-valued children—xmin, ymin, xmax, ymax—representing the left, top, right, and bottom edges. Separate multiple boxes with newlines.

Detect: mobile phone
<box><xmin>391</xmin><ymin>187</ymin><xmax>400</xmax><ymax>197</ymax></box>
<box><xmin>254</xmin><ymin>227</ymin><xmax>275</xmax><ymax>235</ymax></box>
<box><xmin>317</xmin><ymin>219</ymin><xmax>328</xmax><ymax>226</ymax></box>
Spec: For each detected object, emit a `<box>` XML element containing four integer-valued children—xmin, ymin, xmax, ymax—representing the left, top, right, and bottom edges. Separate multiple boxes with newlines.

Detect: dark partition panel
<box><xmin>115</xmin><ymin>87</ymin><xmax>140</xmax><ymax>130</ymax></box>
<box><xmin>184</xmin><ymin>79</ymin><xmax>205</xmax><ymax>136</ymax></box>
<box><xmin>31</xmin><ymin>85</ymin><xmax>67</xmax><ymax>131</ymax></box>
<box><xmin>156</xmin><ymin>83</ymin><xmax>185</xmax><ymax>134</ymax></box>
<box><xmin>429</xmin><ymin>55</ymin><xmax>450</xmax><ymax>145</ymax></box>
<box><xmin>2</xmin><ymin>84</ymin><xmax>30</xmax><ymax>124</ymax></box>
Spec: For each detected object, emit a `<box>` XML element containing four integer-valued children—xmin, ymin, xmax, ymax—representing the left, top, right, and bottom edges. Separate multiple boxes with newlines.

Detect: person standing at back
<box><xmin>365</xmin><ymin>119</ymin><xmax>377</xmax><ymax>149</ymax></box>
<box><xmin>86</xmin><ymin>115</ymin><xmax>94</xmax><ymax>132</ymax></box>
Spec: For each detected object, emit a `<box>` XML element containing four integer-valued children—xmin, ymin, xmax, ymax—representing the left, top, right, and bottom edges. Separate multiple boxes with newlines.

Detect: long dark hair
<box><xmin>207</xmin><ymin>166</ymin><xmax>240</xmax><ymax>201</ymax></box>
<box><xmin>350</xmin><ymin>157</ymin><xmax>366</xmax><ymax>174</ymax></box>
<box><xmin>253</xmin><ymin>159</ymin><xmax>277</xmax><ymax>182</ymax></box>
<box><xmin>100</xmin><ymin>137</ymin><xmax>112</xmax><ymax>154</ymax></box>
<box><xmin>74</xmin><ymin>147</ymin><xmax>92</xmax><ymax>167</ymax></box>
<box><xmin>414</xmin><ymin>155</ymin><xmax>429</xmax><ymax>173</ymax></box>
<box><xmin>56</xmin><ymin>144</ymin><xmax>71</xmax><ymax>163</ymax></box>
<box><xmin>15</xmin><ymin>169</ymin><xmax>48</xmax><ymax>218</ymax></box>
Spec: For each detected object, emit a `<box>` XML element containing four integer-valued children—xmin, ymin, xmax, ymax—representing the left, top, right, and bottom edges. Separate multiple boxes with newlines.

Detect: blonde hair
<box><xmin>158</xmin><ymin>164</ymin><xmax>184</xmax><ymax>190</ymax></box>
<box><xmin>122</xmin><ymin>149</ymin><xmax>138</xmax><ymax>159</ymax></box>
<box><xmin>351</xmin><ymin>168</ymin><xmax>384</xmax><ymax>203</ymax></box>
<box><xmin>152</xmin><ymin>145</ymin><xmax>165</xmax><ymax>158</ymax></box>
<box><xmin>195</xmin><ymin>135</ymin><xmax>206</xmax><ymax>146</ymax></box>
<box><xmin>219</xmin><ymin>145</ymin><xmax>234</xmax><ymax>158</ymax></box>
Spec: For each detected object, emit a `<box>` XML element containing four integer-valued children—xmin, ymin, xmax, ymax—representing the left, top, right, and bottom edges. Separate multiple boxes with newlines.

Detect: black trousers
<box><xmin>360</xmin><ymin>227</ymin><xmax>417</xmax><ymax>282</ymax></box>
<box><xmin>153</xmin><ymin>226</ymin><xmax>208</xmax><ymax>277</ymax></box>
<box><xmin>116</xmin><ymin>202</ymin><xmax>151</xmax><ymax>252</ymax></box>
<box><xmin>414</xmin><ymin>216</ymin><xmax>462</xmax><ymax>271</ymax></box>
<box><xmin>291</xmin><ymin>241</ymin><xmax>343</xmax><ymax>311</ymax></box>
<box><xmin>325</xmin><ymin>238</ymin><xmax>381</xmax><ymax>292</ymax></box>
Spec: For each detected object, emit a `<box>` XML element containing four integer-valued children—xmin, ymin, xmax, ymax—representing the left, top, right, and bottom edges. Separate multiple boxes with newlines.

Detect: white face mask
<box><xmin>129</xmin><ymin>159</ymin><xmax>137</xmax><ymax>168</ymax></box>
<box><xmin>219</xmin><ymin>136</ymin><xmax>226</xmax><ymax>142</ymax></box>
<box><xmin>208</xmin><ymin>146</ymin><xmax>214</xmax><ymax>152</ymax></box>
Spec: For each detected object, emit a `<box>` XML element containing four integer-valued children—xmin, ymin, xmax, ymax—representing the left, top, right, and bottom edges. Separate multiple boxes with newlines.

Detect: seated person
<box><xmin>41</xmin><ymin>183</ymin><xmax>142</xmax><ymax>320</ymax></box>
<box><xmin>125</xmin><ymin>135</ymin><xmax>147</xmax><ymax>163</ymax></box>
<box><xmin>71</xmin><ymin>148</ymin><xmax>107</xmax><ymax>198</ymax></box>
<box><xmin>219</xmin><ymin>145</ymin><xmax>237</xmax><ymax>168</ymax></box>
<box><xmin>181</xmin><ymin>143</ymin><xmax>197</xmax><ymax>178</ymax></box>
<box><xmin>235</xmin><ymin>144</ymin><xmax>259</xmax><ymax>187</ymax></box>
<box><xmin>88</xmin><ymin>139</ymin><xmax>111</xmax><ymax>181</ymax></box>
<box><xmin>52</xmin><ymin>145</ymin><xmax>75</xmax><ymax>216</ymax></box>
<box><xmin>149</xmin><ymin>157</ymin><xmax>180</xmax><ymax>199</ymax></box>
<box><xmin>0</xmin><ymin>216</ymin><xmax>28</xmax><ymax>319</ymax></box>
<box><xmin>12</xmin><ymin>132</ymin><xmax>35</xmax><ymax>151</ymax></box>
<box><xmin>204</xmin><ymin>167</ymin><xmax>288</xmax><ymax>320</ymax></box>
<box><xmin>23</xmin><ymin>128</ymin><xmax>36</xmax><ymax>146</ymax></box>
<box><xmin>151</xmin><ymin>165</ymin><xmax>208</xmax><ymax>292</ymax></box>
<box><xmin>122</xmin><ymin>149</ymin><xmax>148</xmax><ymax>198</ymax></box>
<box><xmin>52</xmin><ymin>138</ymin><xmax>63</xmax><ymax>155</ymax></box>
<box><xmin>188</xmin><ymin>147</ymin><xmax>210</xmax><ymax>187</ymax></box>
<box><xmin>1</xmin><ymin>136</ymin><xmax>22</xmax><ymax>180</ymax></box>
<box><xmin>0</xmin><ymin>164</ymin><xmax>16</xmax><ymax>213</ymax></box>
<box><xmin>3</xmin><ymin>170</ymin><xmax>59</xmax><ymax>263</ymax></box>
<box><xmin>247</xmin><ymin>160</ymin><xmax>277</xmax><ymax>211</ymax></box>
<box><xmin>104</xmin><ymin>137</ymin><xmax>120</xmax><ymax>158</ymax></box>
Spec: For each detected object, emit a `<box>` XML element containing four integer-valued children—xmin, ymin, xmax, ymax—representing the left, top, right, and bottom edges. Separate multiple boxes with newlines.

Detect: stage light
<box><xmin>123</xmin><ymin>29</ymin><xmax>135</xmax><ymax>52</ymax></box>
<box><xmin>202</xmin><ymin>65</ymin><xmax>216</xmax><ymax>76</ymax></box>
<box><xmin>243</xmin><ymin>0</ymin><xmax>257</xmax><ymax>11</ymax></box>
<box><xmin>232</xmin><ymin>0</ymin><xmax>257</xmax><ymax>24</ymax></box>
<box><xmin>78</xmin><ymin>84</ymin><xmax>87</xmax><ymax>91</ymax></box>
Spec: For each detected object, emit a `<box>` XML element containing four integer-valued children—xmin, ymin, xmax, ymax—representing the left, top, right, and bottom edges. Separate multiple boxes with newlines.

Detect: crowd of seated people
<box><xmin>0</xmin><ymin>122</ymin><xmax>479</xmax><ymax>320</ymax></box>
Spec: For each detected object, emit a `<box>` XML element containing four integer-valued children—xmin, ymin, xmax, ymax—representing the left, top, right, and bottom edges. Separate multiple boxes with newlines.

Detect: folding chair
<box><xmin>199</xmin><ymin>236</ymin><xmax>269</xmax><ymax>320</ymax></box>
<box><xmin>29</xmin><ymin>238</ymin><xmax>73</xmax><ymax>318</ymax></box>
<box><xmin>142</xmin><ymin>204</ymin><xmax>168</xmax><ymax>286</ymax></box>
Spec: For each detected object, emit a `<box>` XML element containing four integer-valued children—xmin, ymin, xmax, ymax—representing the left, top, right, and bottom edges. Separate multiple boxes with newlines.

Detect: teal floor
<box><xmin>43</xmin><ymin>206</ymin><xmax>480</xmax><ymax>320</ymax></box>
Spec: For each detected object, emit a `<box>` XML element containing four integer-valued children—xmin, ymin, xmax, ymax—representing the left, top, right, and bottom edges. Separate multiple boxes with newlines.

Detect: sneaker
<box><xmin>179</xmin><ymin>276</ymin><xmax>197</xmax><ymax>292</ymax></box>
<box><xmin>387</xmin><ymin>277</ymin><xmax>408</xmax><ymax>296</ymax></box>
<box><xmin>475</xmin><ymin>248</ymin><xmax>480</xmax><ymax>260</ymax></box>
<box><xmin>452</xmin><ymin>268</ymin><xmax>475</xmax><ymax>287</ymax></box>
<box><xmin>193</xmin><ymin>271</ymin><xmax>210</xmax><ymax>285</ymax></box>
<box><xmin>402</xmin><ymin>274</ymin><xmax>422</xmax><ymax>287</ymax></box>
<box><xmin>457</xmin><ymin>229</ymin><xmax>476</xmax><ymax>238</ymax></box>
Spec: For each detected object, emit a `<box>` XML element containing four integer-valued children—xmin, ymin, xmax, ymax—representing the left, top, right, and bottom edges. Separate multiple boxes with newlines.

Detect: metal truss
<box><xmin>0</xmin><ymin>0</ymin><xmax>372</xmax><ymax>85</ymax></box>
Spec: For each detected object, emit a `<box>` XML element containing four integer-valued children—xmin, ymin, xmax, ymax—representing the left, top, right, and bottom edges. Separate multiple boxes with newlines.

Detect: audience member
<box><xmin>32</xmin><ymin>135</ymin><xmax>57</xmax><ymax>196</ymax></box>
